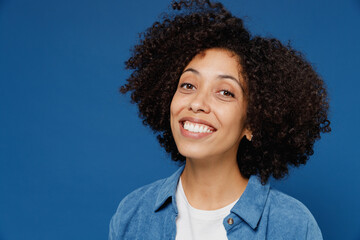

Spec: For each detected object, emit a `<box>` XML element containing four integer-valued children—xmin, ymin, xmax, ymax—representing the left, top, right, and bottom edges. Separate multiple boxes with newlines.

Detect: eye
<box><xmin>219</xmin><ymin>90</ymin><xmax>235</xmax><ymax>98</ymax></box>
<box><xmin>180</xmin><ymin>83</ymin><xmax>195</xmax><ymax>90</ymax></box>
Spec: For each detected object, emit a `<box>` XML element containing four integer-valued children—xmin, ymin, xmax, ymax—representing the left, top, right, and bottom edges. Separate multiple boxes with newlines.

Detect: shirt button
<box><xmin>227</xmin><ymin>218</ymin><xmax>234</xmax><ymax>225</ymax></box>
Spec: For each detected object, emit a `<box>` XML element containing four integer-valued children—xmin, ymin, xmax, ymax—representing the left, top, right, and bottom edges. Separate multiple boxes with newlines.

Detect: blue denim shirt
<box><xmin>109</xmin><ymin>166</ymin><xmax>322</xmax><ymax>239</ymax></box>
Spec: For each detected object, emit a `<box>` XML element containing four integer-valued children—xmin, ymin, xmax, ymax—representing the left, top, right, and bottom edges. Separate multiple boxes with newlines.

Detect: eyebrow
<box><xmin>182</xmin><ymin>68</ymin><xmax>245</xmax><ymax>93</ymax></box>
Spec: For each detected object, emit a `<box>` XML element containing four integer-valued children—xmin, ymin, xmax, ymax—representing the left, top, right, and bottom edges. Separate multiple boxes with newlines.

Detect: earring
<box><xmin>250</xmin><ymin>134</ymin><xmax>253</xmax><ymax>141</ymax></box>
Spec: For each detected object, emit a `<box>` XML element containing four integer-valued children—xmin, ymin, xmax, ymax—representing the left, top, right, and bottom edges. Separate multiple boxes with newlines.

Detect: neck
<box><xmin>180</xmin><ymin>155</ymin><xmax>248</xmax><ymax>210</ymax></box>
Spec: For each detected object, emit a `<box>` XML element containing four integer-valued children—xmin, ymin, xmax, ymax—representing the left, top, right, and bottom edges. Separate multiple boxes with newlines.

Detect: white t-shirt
<box><xmin>175</xmin><ymin>179</ymin><xmax>238</xmax><ymax>240</ymax></box>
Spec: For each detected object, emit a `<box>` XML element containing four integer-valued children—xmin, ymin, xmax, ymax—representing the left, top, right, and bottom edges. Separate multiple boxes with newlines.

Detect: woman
<box><xmin>109</xmin><ymin>0</ymin><xmax>330</xmax><ymax>239</ymax></box>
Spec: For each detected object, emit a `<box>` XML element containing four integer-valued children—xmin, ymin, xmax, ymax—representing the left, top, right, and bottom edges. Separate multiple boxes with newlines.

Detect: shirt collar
<box><xmin>231</xmin><ymin>175</ymin><xmax>270</xmax><ymax>229</ymax></box>
<box><xmin>154</xmin><ymin>165</ymin><xmax>184</xmax><ymax>213</ymax></box>
<box><xmin>153</xmin><ymin>165</ymin><xmax>270</xmax><ymax>230</ymax></box>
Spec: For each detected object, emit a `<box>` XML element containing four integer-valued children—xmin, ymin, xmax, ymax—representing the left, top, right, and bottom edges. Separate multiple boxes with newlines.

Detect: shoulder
<box><xmin>265</xmin><ymin>188</ymin><xmax>323</xmax><ymax>239</ymax></box>
<box><xmin>267</xmin><ymin>188</ymin><xmax>315</xmax><ymax>221</ymax></box>
<box><xmin>113</xmin><ymin>177</ymin><xmax>166</xmax><ymax>217</ymax></box>
<box><xmin>109</xmin><ymin>166</ymin><xmax>184</xmax><ymax>239</ymax></box>
<box><xmin>108</xmin><ymin>178</ymin><xmax>167</xmax><ymax>239</ymax></box>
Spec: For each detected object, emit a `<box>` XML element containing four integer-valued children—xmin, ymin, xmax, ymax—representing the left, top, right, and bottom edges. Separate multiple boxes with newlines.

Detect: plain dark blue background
<box><xmin>1</xmin><ymin>0</ymin><xmax>359</xmax><ymax>239</ymax></box>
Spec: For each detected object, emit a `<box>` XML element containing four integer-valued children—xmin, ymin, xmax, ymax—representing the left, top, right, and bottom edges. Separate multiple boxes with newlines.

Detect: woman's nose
<box><xmin>188</xmin><ymin>91</ymin><xmax>210</xmax><ymax>113</ymax></box>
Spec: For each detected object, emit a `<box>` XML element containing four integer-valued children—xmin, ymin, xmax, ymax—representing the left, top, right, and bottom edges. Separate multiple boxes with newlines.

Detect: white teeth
<box><xmin>194</xmin><ymin>125</ymin><xmax>199</xmax><ymax>132</ymax></box>
<box><xmin>183</xmin><ymin>121</ymin><xmax>213</xmax><ymax>133</ymax></box>
<box><xmin>189</xmin><ymin>123</ymin><xmax>194</xmax><ymax>132</ymax></box>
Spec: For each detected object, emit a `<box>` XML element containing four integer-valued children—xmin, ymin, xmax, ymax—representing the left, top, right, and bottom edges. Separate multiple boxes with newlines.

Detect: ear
<box><xmin>244</xmin><ymin>128</ymin><xmax>253</xmax><ymax>141</ymax></box>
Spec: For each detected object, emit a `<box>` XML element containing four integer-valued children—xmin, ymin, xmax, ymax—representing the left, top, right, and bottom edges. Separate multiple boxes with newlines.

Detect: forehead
<box><xmin>184</xmin><ymin>48</ymin><xmax>242</xmax><ymax>76</ymax></box>
<box><xmin>190</xmin><ymin>48</ymin><xmax>239</xmax><ymax>64</ymax></box>
<box><xmin>196</xmin><ymin>48</ymin><xmax>239</xmax><ymax>59</ymax></box>
<box><xmin>183</xmin><ymin>48</ymin><xmax>245</xmax><ymax>86</ymax></box>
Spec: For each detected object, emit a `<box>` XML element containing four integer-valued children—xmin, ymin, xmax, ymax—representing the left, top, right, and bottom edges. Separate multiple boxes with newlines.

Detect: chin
<box><xmin>177</xmin><ymin>144</ymin><xmax>214</xmax><ymax>161</ymax></box>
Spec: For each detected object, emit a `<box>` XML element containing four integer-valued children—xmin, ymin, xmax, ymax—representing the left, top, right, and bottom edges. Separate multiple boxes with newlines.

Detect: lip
<box><xmin>178</xmin><ymin>117</ymin><xmax>217</xmax><ymax>139</ymax></box>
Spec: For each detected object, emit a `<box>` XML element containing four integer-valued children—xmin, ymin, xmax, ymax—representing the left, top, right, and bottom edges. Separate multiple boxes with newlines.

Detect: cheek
<box><xmin>217</xmin><ymin>105</ymin><xmax>245</xmax><ymax>129</ymax></box>
<box><xmin>170</xmin><ymin>92</ymin><xmax>185</xmax><ymax>116</ymax></box>
<box><xmin>170</xmin><ymin>95</ymin><xmax>177</xmax><ymax>117</ymax></box>
<box><xmin>170</xmin><ymin>93</ymin><xmax>181</xmax><ymax>130</ymax></box>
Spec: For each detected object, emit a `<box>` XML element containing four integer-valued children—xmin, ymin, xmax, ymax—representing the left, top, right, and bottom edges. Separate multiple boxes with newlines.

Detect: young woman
<box><xmin>109</xmin><ymin>1</ymin><xmax>330</xmax><ymax>239</ymax></box>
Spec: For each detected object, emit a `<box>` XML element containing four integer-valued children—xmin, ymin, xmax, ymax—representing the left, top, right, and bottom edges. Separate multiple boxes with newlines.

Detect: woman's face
<box><xmin>170</xmin><ymin>48</ymin><xmax>251</xmax><ymax>161</ymax></box>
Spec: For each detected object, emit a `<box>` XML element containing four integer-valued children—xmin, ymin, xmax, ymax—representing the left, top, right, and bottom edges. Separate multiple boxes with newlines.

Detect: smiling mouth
<box><xmin>180</xmin><ymin>120</ymin><xmax>216</xmax><ymax>133</ymax></box>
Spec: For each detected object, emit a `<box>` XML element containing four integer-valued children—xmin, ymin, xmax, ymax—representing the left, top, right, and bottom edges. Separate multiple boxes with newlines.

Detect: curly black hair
<box><xmin>120</xmin><ymin>0</ymin><xmax>331</xmax><ymax>184</ymax></box>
